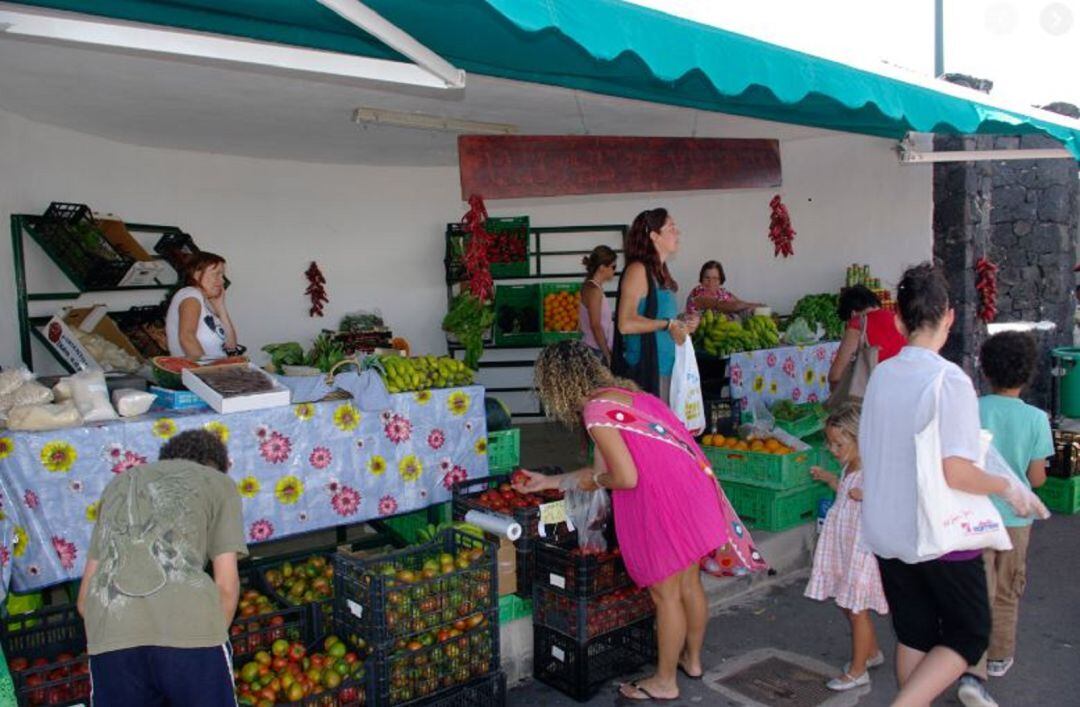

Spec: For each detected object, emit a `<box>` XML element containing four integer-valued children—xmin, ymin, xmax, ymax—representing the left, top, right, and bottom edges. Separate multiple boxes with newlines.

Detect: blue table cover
<box><xmin>0</xmin><ymin>386</ymin><xmax>487</xmax><ymax>594</ymax></box>
<box><xmin>729</xmin><ymin>343</ymin><xmax>840</xmax><ymax>411</ymax></box>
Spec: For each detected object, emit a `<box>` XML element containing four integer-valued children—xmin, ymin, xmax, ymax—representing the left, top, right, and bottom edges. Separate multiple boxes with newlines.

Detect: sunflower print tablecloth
<box><xmin>0</xmin><ymin>386</ymin><xmax>487</xmax><ymax>593</ymax></box>
<box><xmin>728</xmin><ymin>343</ymin><xmax>840</xmax><ymax>412</ymax></box>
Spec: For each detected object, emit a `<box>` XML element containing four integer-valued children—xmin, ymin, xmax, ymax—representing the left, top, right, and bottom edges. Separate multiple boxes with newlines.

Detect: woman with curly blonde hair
<box><xmin>515</xmin><ymin>340</ymin><xmax>766</xmax><ymax>701</ymax></box>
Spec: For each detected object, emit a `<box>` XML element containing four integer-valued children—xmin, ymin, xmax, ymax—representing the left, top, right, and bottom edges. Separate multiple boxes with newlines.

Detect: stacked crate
<box><xmin>0</xmin><ymin>603</ymin><xmax>90</xmax><ymax>707</ymax></box>
<box><xmin>531</xmin><ymin>540</ymin><xmax>656</xmax><ymax>702</ymax></box>
<box><xmin>332</xmin><ymin>529</ymin><xmax>503</xmax><ymax>706</ymax></box>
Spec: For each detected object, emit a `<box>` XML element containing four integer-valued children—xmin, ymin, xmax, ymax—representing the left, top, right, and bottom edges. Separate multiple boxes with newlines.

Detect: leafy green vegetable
<box><xmin>789</xmin><ymin>293</ymin><xmax>843</xmax><ymax>340</ymax></box>
<box><xmin>261</xmin><ymin>342</ymin><xmax>305</xmax><ymax>373</ymax></box>
<box><xmin>442</xmin><ymin>293</ymin><xmax>494</xmax><ymax>370</ymax></box>
<box><xmin>306</xmin><ymin>332</ymin><xmax>347</xmax><ymax>373</ymax></box>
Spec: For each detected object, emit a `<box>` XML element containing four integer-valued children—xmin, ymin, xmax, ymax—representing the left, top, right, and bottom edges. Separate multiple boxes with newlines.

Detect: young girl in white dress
<box><xmin>805</xmin><ymin>402</ymin><xmax>889</xmax><ymax>691</ymax></box>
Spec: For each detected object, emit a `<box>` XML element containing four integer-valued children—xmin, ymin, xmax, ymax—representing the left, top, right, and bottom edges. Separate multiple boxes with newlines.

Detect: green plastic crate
<box><xmin>494</xmin><ymin>284</ymin><xmax>541</xmax><ymax>347</ymax></box>
<box><xmin>540</xmin><ymin>282</ymin><xmax>583</xmax><ymax>345</ymax></box>
<box><xmin>806</xmin><ymin>432</ymin><xmax>843</xmax><ymax>474</ymax></box>
<box><xmin>704</xmin><ymin>445</ymin><xmax>815</xmax><ymax>490</ymax></box>
<box><xmin>488</xmin><ymin>428</ymin><xmax>521</xmax><ymax>472</ymax></box>
<box><xmin>487</xmin><ymin>216</ymin><xmax>530</xmax><ymax>278</ymax></box>
<box><xmin>720</xmin><ymin>480</ymin><xmax>829</xmax><ymax>532</ymax></box>
<box><xmin>498</xmin><ymin>593</ymin><xmax>533</xmax><ymax>623</ymax></box>
<box><xmin>1036</xmin><ymin>475</ymin><xmax>1080</xmax><ymax>514</ymax></box>
<box><xmin>381</xmin><ymin>504</ymin><xmax>450</xmax><ymax>544</ymax></box>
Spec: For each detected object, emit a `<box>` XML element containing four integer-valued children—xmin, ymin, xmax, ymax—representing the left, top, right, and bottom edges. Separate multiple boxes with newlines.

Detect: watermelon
<box><xmin>484</xmin><ymin>396</ymin><xmax>512</xmax><ymax>431</ymax></box>
<box><xmin>151</xmin><ymin>355</ymin><xmax>248</xmax><ymax>389</ymax></box>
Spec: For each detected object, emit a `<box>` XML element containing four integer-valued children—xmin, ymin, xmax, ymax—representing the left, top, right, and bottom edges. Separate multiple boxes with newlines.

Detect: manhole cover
<box><xmin>714</xmin><ymin>656</ymin><xmax>835</xmax><ymax>707</ymax></box>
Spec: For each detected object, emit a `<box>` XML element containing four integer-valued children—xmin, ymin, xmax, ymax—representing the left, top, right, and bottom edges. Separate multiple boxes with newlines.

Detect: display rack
<box><xmin>10</xmin><ymin>213</ymin><xmax>181</xmax><ymax>372</ymax></box>
<box><xmin>444</xmin><ymin>224</ymin><xmax>627</xmax><ymax>418</ymax></box>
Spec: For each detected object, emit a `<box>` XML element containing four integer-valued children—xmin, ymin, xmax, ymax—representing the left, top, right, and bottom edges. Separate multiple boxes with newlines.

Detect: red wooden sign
<box><xmin>458</xmin><ymin>135</ymin><xmax>781</xmax><ymax>199</ymax></box>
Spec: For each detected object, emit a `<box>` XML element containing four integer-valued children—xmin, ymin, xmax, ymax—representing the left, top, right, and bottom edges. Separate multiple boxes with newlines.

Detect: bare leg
<box><xmin>895</xmin><ymin>643</ymin><xmax>926</xmax><ymax>688</ymax></box>
<box><xmin>620</xmin><ymin>572</ymin><xmax>683</xmax><ymax>700</ymax></box>
<box><xmin>893</xmin><ymin>645</ymin><xmax>967</xmax><ymax>706</ymax></box>
<box><xmin>847</xmin><ymin>609</ymin><xmax>879</xmax><ymax>676</ymax></box>
<box><xmin>679</xmin><ymin>563</ymin><xmax>707</xmax><ymax>676</ymax></box>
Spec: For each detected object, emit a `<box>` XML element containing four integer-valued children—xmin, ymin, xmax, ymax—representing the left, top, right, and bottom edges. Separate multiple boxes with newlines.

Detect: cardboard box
<box><xmin>498</xmin><ymin>537</ymin><xmax>517</xmax><ymax>596</ymax></box>
<box><xmin>96</xmin><ymin>216</ymin><xmax>170</xmax><ymax>286</ymax></box>
<box><xmin>182</xmin><ymin>363</ymin><xmax>291</xmax><ymax>414</ymax></box>
<box><xmin>41</xmin><ymin>305</ymin><xmax>144</xmax><ymax>372</ymax></box>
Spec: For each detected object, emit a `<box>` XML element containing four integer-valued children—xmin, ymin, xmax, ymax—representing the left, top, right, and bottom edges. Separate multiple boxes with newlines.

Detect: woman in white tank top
<box><xmin>165</xmin><ymin>252</ymin><xmax>239</xmax><ymax>360</ymax></box>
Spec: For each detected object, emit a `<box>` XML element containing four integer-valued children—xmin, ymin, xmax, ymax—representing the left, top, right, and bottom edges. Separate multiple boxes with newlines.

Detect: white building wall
<box><xmin>0</xmin><ymin>109</ymin><xmax>932</xmax><ymax>387</ymax></box>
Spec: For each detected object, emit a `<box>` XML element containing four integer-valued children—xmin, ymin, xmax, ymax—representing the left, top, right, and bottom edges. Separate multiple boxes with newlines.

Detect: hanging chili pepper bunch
<box><xmin>767</xmin><ymin>195</ymin><xmax>795</xmax><ymax>258</ymax></box>
<box><xmin>461</xmin><ymin>194</ymin><xmax>494</xmax><ymax>302</ymax></box>
<box><xmin>975</xmin><ymin>256</ymin><xmax>999</xmax><ymax>322</ymax></box>
<box><xmin>304</xmin><ymin>261</ymin><xmax>328</xmax><ymax>317</ymax></box>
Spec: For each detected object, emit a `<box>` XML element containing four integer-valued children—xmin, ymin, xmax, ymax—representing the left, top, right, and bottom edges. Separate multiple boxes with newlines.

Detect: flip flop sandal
<box><xmin>619</xmin><ymin>681</ymin><xmax>679</xmax><ymax>702</ymax></box>
<box><xmin>677</xmin><ymin>662</ymin><xmax>703</xmax><ymax>680</ymax></box>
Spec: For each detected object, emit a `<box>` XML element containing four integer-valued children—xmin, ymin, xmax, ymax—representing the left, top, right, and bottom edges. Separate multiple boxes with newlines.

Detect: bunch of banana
<box><xmin>745</xmin><ymin>315</ymin><xmax>780</xmax><ymax>349</ymax></box>
<box><xmin>377</xmin><ymin>354</ymin><xmax>474</xmax><ymax>393</ymax></box>
<box><xmin>694</xmin><ymin>311</ymin><xmax>757</xmax><ymax>356</ymax></box>
<box><xmin>415</xmin><ymin>521</ymin><xmax>484</xmax><ymax>544</ymax></box>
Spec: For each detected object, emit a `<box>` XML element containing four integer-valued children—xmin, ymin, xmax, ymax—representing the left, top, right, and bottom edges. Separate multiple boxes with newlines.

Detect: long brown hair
<box><xmin>626</xmin><ymin>208</ymin><xmax>677</xmax><ymax>291</ymax></box>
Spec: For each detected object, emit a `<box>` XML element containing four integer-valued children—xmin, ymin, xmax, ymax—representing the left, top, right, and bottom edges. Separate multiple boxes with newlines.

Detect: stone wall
<box><xmin>932</xmin><ymin>97</ymin><xmax>1080</xmax><ymax>410</ymax></box>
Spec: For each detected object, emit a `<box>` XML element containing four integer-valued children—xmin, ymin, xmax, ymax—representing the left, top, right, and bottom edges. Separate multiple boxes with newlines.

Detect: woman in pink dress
<box><xmin>514</xmin><ymin>340</ymin><xmax>767</xmax><ymax>701</ymax></box>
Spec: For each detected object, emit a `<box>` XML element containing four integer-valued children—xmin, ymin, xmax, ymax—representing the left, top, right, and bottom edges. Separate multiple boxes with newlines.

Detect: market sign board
<box><xmin>458</xmin><ymin>135</ymin><xmax>781</xmax><ymax>199</ymax></box>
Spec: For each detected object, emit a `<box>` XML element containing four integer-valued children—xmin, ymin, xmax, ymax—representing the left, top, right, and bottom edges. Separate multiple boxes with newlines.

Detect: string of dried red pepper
<box><xmin>768</xmin><ymin>194</ymin><xmax>795</xmax><ymax>258</ymax></box>
<box><xmin>304</xmin><ymin>261</ymin><xmax>328</xmax><ymax>317</ymax></box>
<box><xmin>976</xmin><ymin>256</ymin><xmax>998</xmax><ymax>322</ymax></box>
<box><xmin>461</xmin><ymin>194</ymin><xmax>494</xmax><ymax>302</ymax></box>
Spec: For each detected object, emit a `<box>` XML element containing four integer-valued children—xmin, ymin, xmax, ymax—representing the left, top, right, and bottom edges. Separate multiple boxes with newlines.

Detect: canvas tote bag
<box><xmin>825</xmin><ymin>315</ymin><xmax>878</xmax><ymax>410</ymax></box>
<box><xmin>913</xmin><ymin>372</ymin><xmax>1011</xmax><ymax>560</ymax></box>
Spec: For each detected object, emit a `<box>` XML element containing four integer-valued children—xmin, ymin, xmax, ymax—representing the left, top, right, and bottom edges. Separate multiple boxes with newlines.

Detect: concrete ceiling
<box><xmin>0</xmin><ymin>34</ymin><xmax>834</xmax><ymax>166</ymax></box>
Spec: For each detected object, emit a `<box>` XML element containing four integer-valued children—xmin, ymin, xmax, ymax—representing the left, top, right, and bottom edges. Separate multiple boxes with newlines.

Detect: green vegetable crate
<box><xmin>540</xmin><ymin>282</ymin><xmax>583</xmax><ymax>345</ymax></box>
<box><xmin>720</xmin><ymin>480</ymin><xmax>832</xmax><ymax>532</ymax></box>
<box><xmin>1035</xmin><ymin>475</ymin><xmax>1080</xmax><ymax>514</ymax></box>
<box><xmin>704</xmin><ymin>445</ymin><xmax>815</xmax><ymax>490</ymax></box>
<box><xmin>494</xmin><ymin>284</ymin><xmax>542</xmax><ymax>347</ymax></box>
<box><xmin>486</xmin><ymin>216</ymin><xmax>531</xmax><ymax>278</ymax></box>
<box><xmin>488</xmin><ymin>428</ymin><xmax>521</xmax><ymax>472</ymax></box>
<box><xmin>805</xmin><ymin>432</ymin><xmax>843</xmax><ymax>474</ymax></box>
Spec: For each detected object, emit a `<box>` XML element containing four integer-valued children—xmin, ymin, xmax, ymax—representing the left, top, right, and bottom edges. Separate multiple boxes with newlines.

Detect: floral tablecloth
<box><xmin>728</xmin><ymin>343</ymin><xmax>840</xmax><ymax>411</ymax></box>
<box><xmin>0</xmin><ymin>386</ymin><xmax>487</xmax><ymax>594</ymax></box>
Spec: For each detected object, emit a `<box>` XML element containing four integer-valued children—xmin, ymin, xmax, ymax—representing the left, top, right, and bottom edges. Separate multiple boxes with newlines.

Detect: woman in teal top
<box><xmin>613</xmin><ymin>208</ymin><xmax>697</xmax><ymax>403</ymax></box>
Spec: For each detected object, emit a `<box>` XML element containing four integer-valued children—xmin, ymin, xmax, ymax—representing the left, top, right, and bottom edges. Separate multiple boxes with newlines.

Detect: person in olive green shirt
<box><xmin>77</xmin><ymin>429</ymin><xmax>247</xmax><ymax>706</ymax></box>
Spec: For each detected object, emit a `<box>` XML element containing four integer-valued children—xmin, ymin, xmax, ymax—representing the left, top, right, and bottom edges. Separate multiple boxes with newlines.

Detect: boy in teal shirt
<box><xmin>959</xmin><ymin>332</ymin><xmax>1052</xmax><ymax>707</ymax></box>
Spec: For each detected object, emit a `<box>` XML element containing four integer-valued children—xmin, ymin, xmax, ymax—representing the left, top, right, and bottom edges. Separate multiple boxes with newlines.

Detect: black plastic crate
<box><xmin>515</xmin><ymin>542</ymin><xmax>534</xmax><ymax>600</ymax></box>
<box><xmin>333</xmin><ymin>529</ymin><xmax>496</xmax><ymax>644</ymax></box>
<box><xmin>1049</xmin><ymin>428</ymin><xmax>1080</xmax><ymax>478</ymax></box>
<box><xmin>367</xmin><ymin>609</ymin><xmax>500</xmax><ymax>706</ymax></box>
<box><xmin>233</xmin><ymin>635</ymin><xmax>366</xmax><ymax>706</ymax></box>
<box><xmin>229</xmin><ymin>593</ymin><xmax>308</xmax><ymax>663</ymax></box>
<box><xmin>533</xmin><ymin>541</ymin><xmax>633</xmax><ymax>598</ymax></box>
<box><xmin>532</xmin><ymin>586</ymin><xmax>654</xmax><ymax>643</ymax></box>
<box><xmin>256</xmin><ymin>553</ymin><xmax>335</xmax><ymax>647</ymax></box>
<box><xmin>703</xmin><ymin>396</ymin><xmax>741</xmax><ymax>437</ymax></box>
<box><xmin>408</xmin><ymin>671</ymin><xmax>505</xmax><ymax>707</ymax></box>
<box><xmin>532</xmin><ymin>617</ymin><xmax>656</xmax><ymax>702</ymax></box>
<box><xmin>111</xmin><ymin>304</ymin><xmax>169</xmax><ymax>358</ymax></box>
<box><xmin>451</xmin><ymin>474</ymin><xmax>568</xmax><ymax>542</ymax></box>
<box><xmin>35</xmin><ymin>202</ymin><xmax>133</xmax><ymax>289</ymax></box>
<box><xmin>0</xmin><ymin>603</ymin><xmax>90</xmax><ymax>707</ymax></box>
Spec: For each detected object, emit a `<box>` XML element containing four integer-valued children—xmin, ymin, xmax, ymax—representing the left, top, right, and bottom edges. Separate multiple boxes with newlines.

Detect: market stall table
<box><xmin>0</xmin><ymin>386</ymin><xmax>487</xmax><ymax>593</ymax></box>
<box><xmin>728</xmin><ymin>342</ymin><xmax>840</xmax><ymax>411</ymax></box>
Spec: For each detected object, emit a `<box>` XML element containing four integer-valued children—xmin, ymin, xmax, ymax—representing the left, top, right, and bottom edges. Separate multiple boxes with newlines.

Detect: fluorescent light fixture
<box><xmin>0</xmin><ymin>2</ymin><xmax>463</xmax><ymax>89</ymax></box>
<box><xmin>352</xmin><ymin>107</ymin><xmax>518</xmax><ymax>134</ymax></box>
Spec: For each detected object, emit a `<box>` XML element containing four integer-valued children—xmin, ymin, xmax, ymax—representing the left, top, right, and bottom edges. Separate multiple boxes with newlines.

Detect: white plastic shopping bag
<box><xmin>914</xmin><ymin>373</ymin><xmax>1012</xmax><ymax>559</ymax></box>
<box><xmin>670</xmin><ymin>339</ymin><xmax>706</xmax><ymax>435</ymax></box>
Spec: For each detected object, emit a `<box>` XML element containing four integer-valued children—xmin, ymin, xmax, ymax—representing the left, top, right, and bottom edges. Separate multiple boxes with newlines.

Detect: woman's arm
<box><xmin>582</xmin><ymin>284</ymin><xmax>612</xmax><ymax>362</ymax></box>
<box><xmin>827</xmin><ymin>327</ymin><xmax>861</xmax><ymax>388</ymax></box>
<box><xmin>617</xmin><ymin>263</ymin><xmax>672</xmax><ymax>336</ymax></box>
<box><xmin>589</xmin><ymin>426</ymin><xmax>638</xmax><ymax>490</ymax></box>
<box><xmin>177</xmin><ymin>297</ymin><xmax>206</xmax><ymax>359</ymax></box>
<box><xmin>942</xmin><ymin>456</ymin><xmax>1009</xmax><ymax>495</ymax></box>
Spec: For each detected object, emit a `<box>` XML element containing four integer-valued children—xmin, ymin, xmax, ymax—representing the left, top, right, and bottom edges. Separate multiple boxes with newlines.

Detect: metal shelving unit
<box><xmin>444</xmin><ymin>223</ymin><xmax>627</xmax><ymax>417</ymax></box>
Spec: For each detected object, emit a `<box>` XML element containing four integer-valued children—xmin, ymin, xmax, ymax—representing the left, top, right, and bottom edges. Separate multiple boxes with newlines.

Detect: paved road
<box><xmin>509</xmin><ymin>512</ymin><xmax>1080</xmax><ymax>706</ymax></box>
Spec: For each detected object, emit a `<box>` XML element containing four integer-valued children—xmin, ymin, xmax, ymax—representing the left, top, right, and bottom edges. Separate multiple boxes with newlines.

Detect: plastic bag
<box><xmin>6</xmin><ymin>401</ymin><xmax>82</xmax><ymax>431</ymax></box>
<box><xmin>984</xmin><ymin>441</ymin><xmax>1050</xmax><ymax>521</ymax></box>
<box><xmin>66</xmin><ymin>370</ymin><xmax>117</xmax><ymax>422</ymax></box>
<box><xmin>112</xmin><ymin>388</ymin><xmax>156</xmax><ymax>418</ymax></box>
<box><xmin>783</xmin><ymin>317</ymin><xmax>821</xmax><ymax>345</ymax></box>
<box><xmin>670</xmin><ymin>340</ymin><xmax>706</xmax><ymax>435</ymax></box>
<box><xmin>0</xmin><ymin>381</ymin><xmax>53</xmax><ymax>412</ymax></box>
<box><xmin>563</xmin><ymin>487</ymin><xmax>611</xmax><ymax>553</ymax></box>
<box><xmin>0</xmin><ymin>366</ymin><xmax>34</xmax><ymax>397</ymax></box>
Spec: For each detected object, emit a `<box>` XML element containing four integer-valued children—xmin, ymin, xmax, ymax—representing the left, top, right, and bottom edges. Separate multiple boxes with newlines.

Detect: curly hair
<box><xmin>534</xmin><ymin>340</ymin><xmax>638</xmax><ymax>427</ymax></box>
<box><xmin>159</xmin><ymin>429</ymin><xmax>229</xmax><ymax>472</ymax></box>
<box><xmin>980</xmin><ymin>331</ymin><xmax>1038</xmax><ymax>390</ymax></box>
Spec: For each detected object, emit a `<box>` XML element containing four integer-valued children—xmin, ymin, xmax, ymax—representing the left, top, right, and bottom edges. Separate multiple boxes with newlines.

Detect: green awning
<box><xmin>12</xmin><ymin>0</ymin><xmax>1080</xmax><ymax>158</ymax></box>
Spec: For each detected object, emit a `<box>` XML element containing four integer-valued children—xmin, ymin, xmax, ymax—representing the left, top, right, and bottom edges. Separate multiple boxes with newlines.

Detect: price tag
<box><xmin>539</xmin><ymin>500</ymin><xmax>568</xmax><ymax>526</ymax></box>
<box><xmin>347</xmin><ymin>599</ymin><xmax>364</xmax><ymax>619</ymax></box>
<box><xmin>549</xmin><ymin>573</ymin><xmax>566</xmax><ymax>589</ymax></box>
<box><xmin>551</xmin><ymin>646</ymin><xmax>565</xmax><ymax>662</ymax></box>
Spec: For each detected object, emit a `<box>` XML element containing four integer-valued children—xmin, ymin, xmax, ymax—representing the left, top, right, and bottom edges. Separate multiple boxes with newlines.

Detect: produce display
<box><xmin>495</xmin><ymin>301</ymin><xmax>539</xmax><ymax>336</ymax></box>
<box><xmin>700</xmin><ymin>433</ymin><xmax>794</xmax><ymax>455</ymax></box>
<box><xmin>789</xmin><ymin>293</ymin><xmax>843</xmax><ymax>340</ymax></box>
<box><xmin>381</xmin><ymin>614</ymin><xmax>496</xmax><ymax>705</ymax></box>
<box><xmin>535</xmin><ymin>543</ymin><xmax>631</xmax><ymax>598</ymax></box>
<box><xmin>373</xmin><ymin>355</ymin><xmax>474</xmax><ymax>393</ymax></box>
<box><xmin>694</xmin><ymin>311</ymin><xmax>780</xmax><ymax>356</ymax></box>
<box><xmin>542</xmin><ymin>289</ymin><xmax>581</xmax><ymax>333</ymax></box>
<box><xmin>263</xmin><ymin>555</ymin><xmax>335</xmax><ymax>607</ymax></box>
<box><xmin>230</xmin><ymin>589</ymin><xmax>304</xmax><ymax>659</ymax></box>
<box><xmin>771</xmin><ymin>400</ymin><xmax>825</xmax><ymax>423</ymax></box>
<box><xmin>486</xmin><ymin>230</ymin><xmax>528</xmax><ymax>264</ymax></box>
<box><xmin>7</xmin><ymin>649</ymin><xmax>90</xmax><ymax>706</ymax></box>
<box><xmin>453</xmin><ymin>472</ymin><xmax>566</xmax><ymax>541</ymax></box>
<box><xmin>192</xmin><ymin>365</ymin><xmax>277</xmax><ymax>396</ymax></box>
<box><xmin>441</xmin><ymin>293</ymin><xmax>494</xmax><ymax>370</ymax></box>
<box><xmin>467</xmin><ymin>473</ymin><xmax>561</xmax><ymax>513</ymax></box>
<box><xmin>72</xmin><ymin>329</ymin><xmax>142</xmax><ymax>373</ymax></box>
<box><xmin>233</xmin><ymin>635</ymin><xmax>365</xmax><ymax>706</ymax></box>
<box><xmin>150</xmin><ymin>354</ymin><xmax>249</xmax><ymax>389</ymax></box>
<box><xmin>534</xmin><ymin>586</ymin><xmax>654</xmax><ymax>641</ymax></box>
